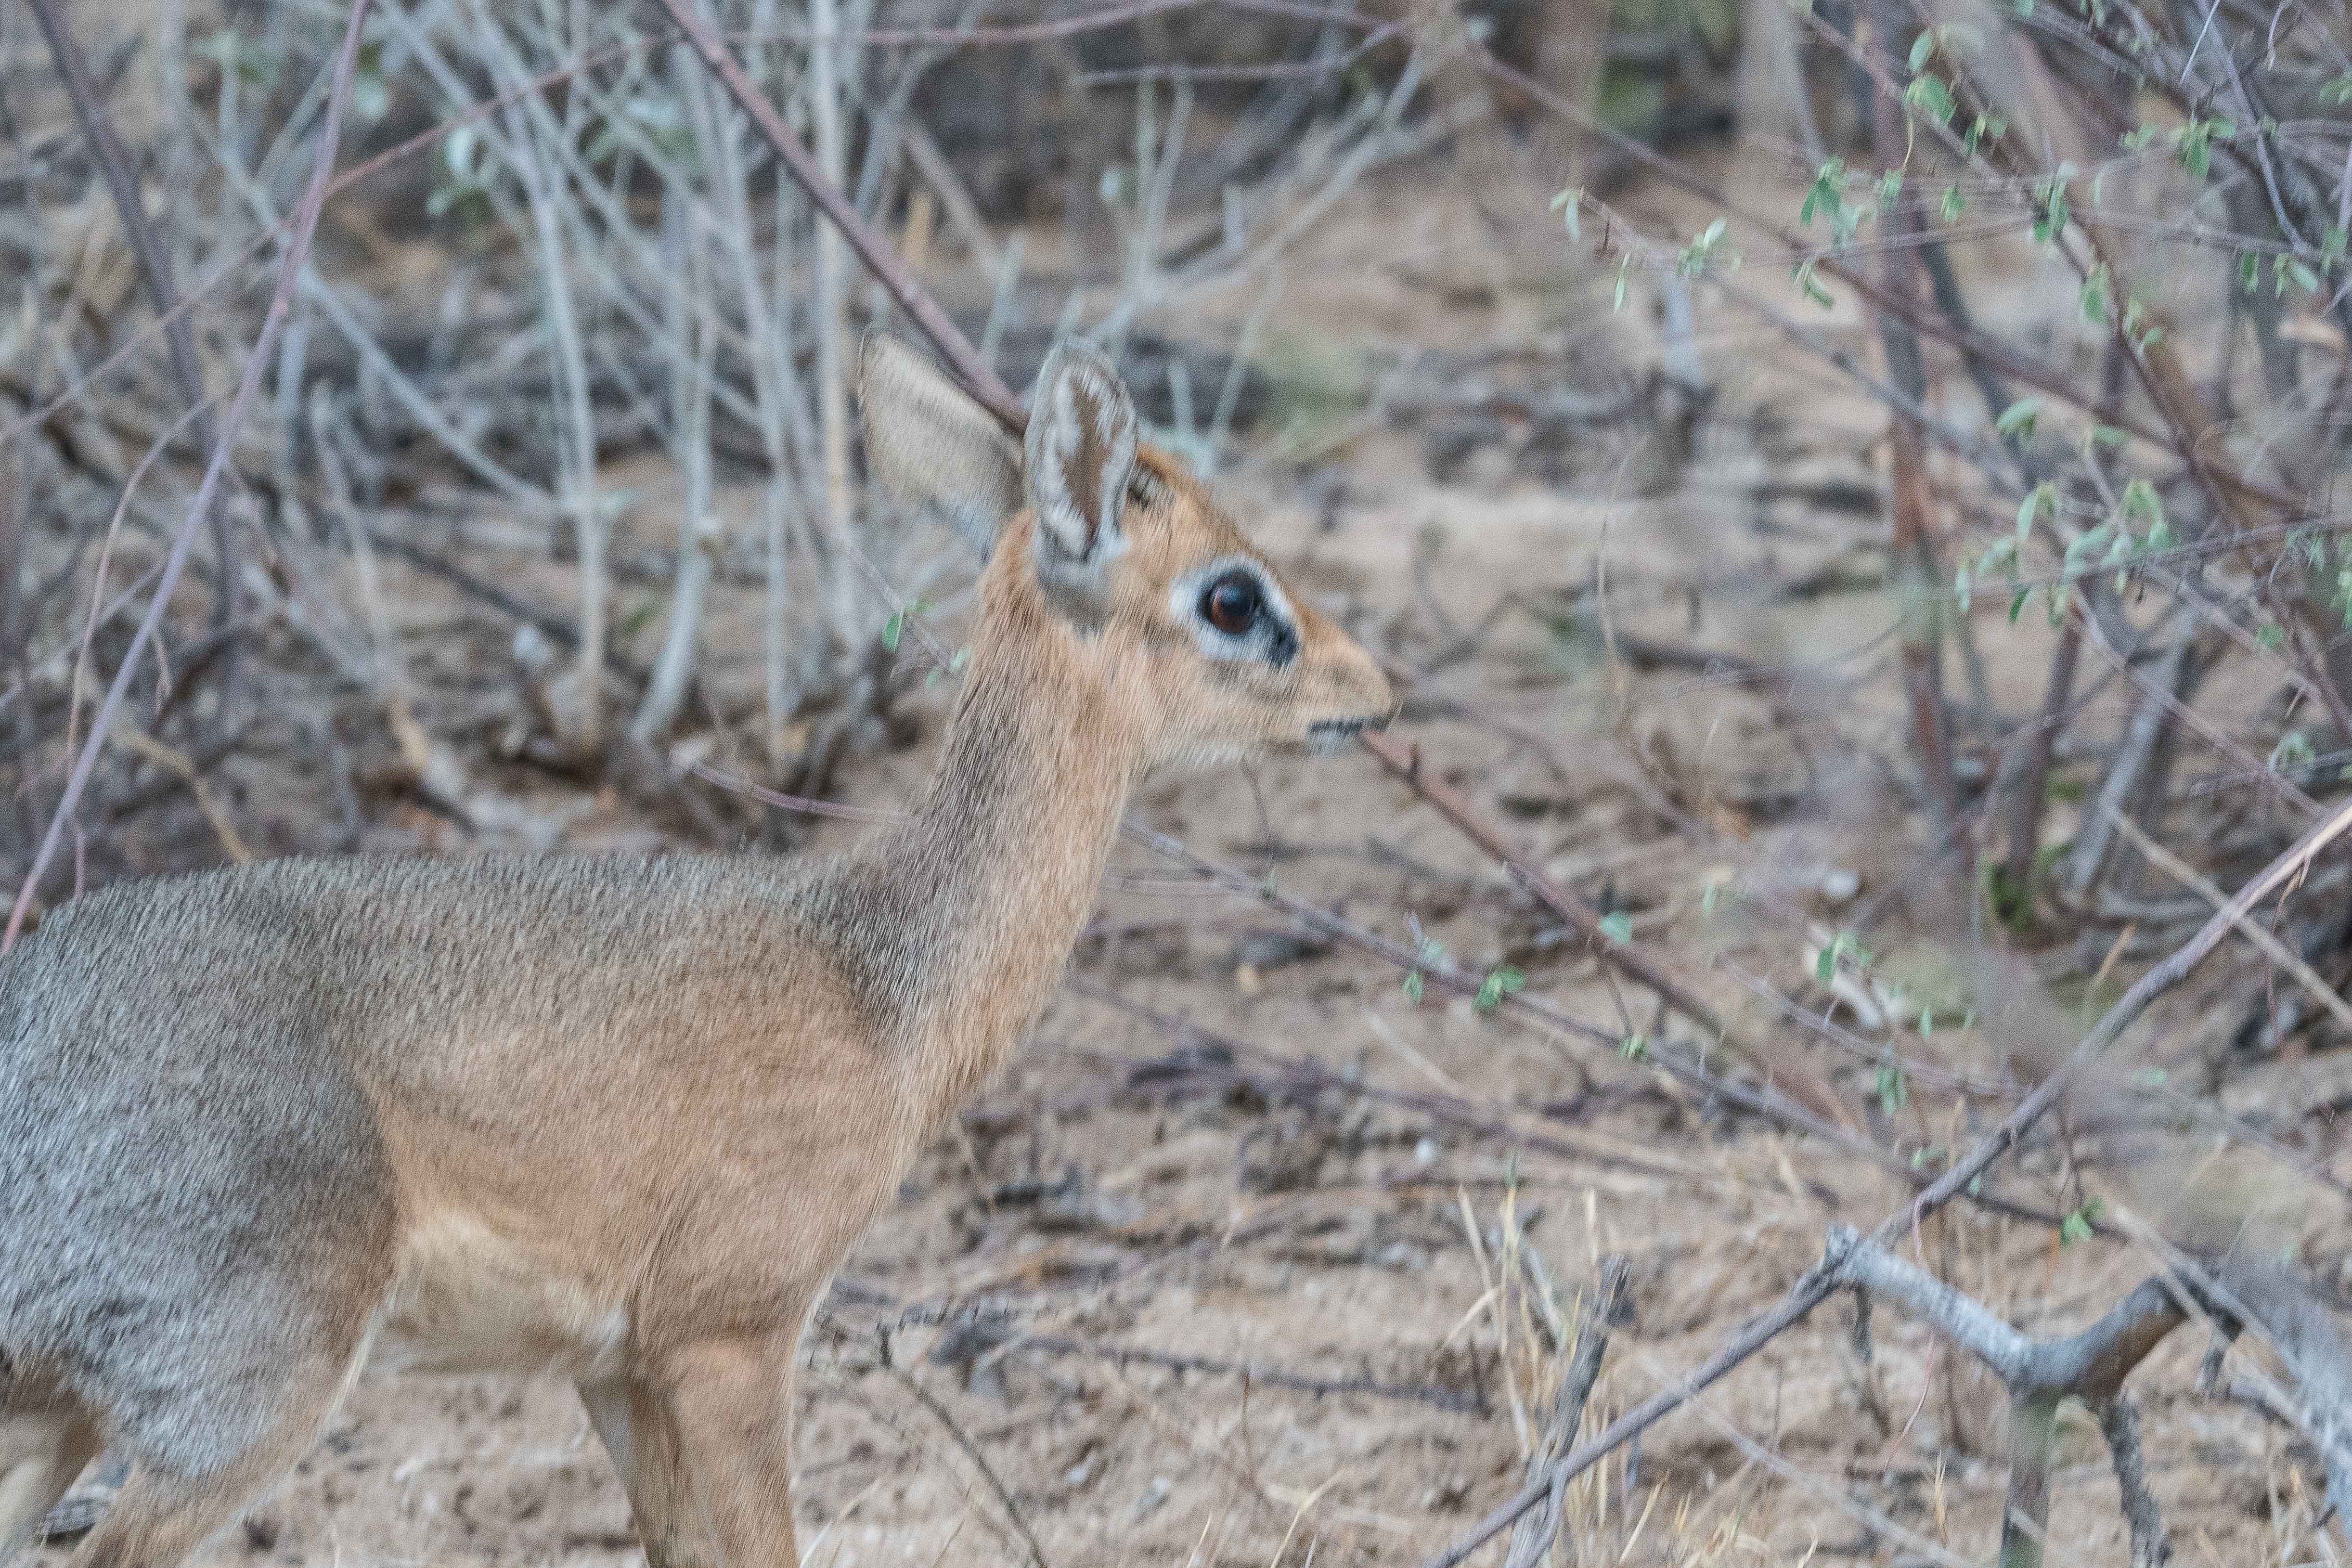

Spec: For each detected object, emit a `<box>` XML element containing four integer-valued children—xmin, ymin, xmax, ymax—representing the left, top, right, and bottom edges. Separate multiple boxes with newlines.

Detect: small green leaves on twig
<box><xmin>1475</xmin><ymin>966</ymin><xmax>1526</xmax><ymax>1013</ymax></box>
<box><xmin>879</xmin><ymin>596</ymin><xmax>934</xmax><ymax>654</ymax></box>
<box><xmin>1677</xmin><ymin>217</ymin><xmax>1735</xmax><ymax>279</ymax></box>
<box><xmin>1403</xmin><ymin>916</ymin><xmax>1447</xmax><ymax>1004</ymax></box>
<box><xmin>1815</xmin><ymin>929</ymin><xmax>1867</xmax><ymax>986</ymax></box>
<box><xmin>1876</xmin><ymin>1061</ymin><xmax>1908</xmax><ymax>1116</ymax></box>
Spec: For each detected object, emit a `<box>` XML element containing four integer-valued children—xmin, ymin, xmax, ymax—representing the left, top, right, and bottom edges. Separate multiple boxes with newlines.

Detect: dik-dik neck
<box><xmin>843</xmin><ymin>597</ymin><xmax>1147</xmax><ymax>1120</ymax></box>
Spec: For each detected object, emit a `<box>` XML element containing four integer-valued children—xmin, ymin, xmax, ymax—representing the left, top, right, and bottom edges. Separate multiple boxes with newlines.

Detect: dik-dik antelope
<box><xmin>0</xmin><ymin>336</ymin><xmax>1394</xmax><ymax>1568</ymax></box>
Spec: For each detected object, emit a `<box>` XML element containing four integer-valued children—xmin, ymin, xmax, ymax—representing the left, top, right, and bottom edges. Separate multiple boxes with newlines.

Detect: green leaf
<box><xmin>2059</xmin><ymin>1197</ymin><xmax>2104</xmax><ymax>1246</ymax></box>
<box><xmin>1815</xmin><ymin>942</ymin><xmax>1838</xmax><ymax>985</ymax></box>
<box><xmin>2078</xmin><ymin>265</ymin><xmax>2111</xmax><ymax>325</ymax></box>
<box><xmin>881</xmin><ymin>611</ymin><xmax>905</xmax><ymax>653</ymax></box>
<box><xmin>1876</xmin><ymin>1062</ymin><xmax>1908</xmax><ymax>1115</ymax></box>
<box><xmin>1554</xmin><ymin>187</ymin><xmax>1584</xmax><ymax>242</ymax></box>
<box><xmin>1619</xmin><ymin>1034</ymin><xmax>1648</xmax><ymax>1060</ymax></box>
<box><xmin>1908</xmin><ymin>29</ymin><xmax>1936</xmax><ymax>70</ymax></box>
<box><xmin>2032</xmin><ymin>174</ymin><xmax>2072</xmax><ymax>245</ymax></box>
<box><xmin>1599</xmin><ymin>910</ymin><xmax>1634</xmax><ymax>944</ymax></box>
<box><xmin>1996</xmin><ymin>397</ymin><xmax>2043</xmax><ymax>443</ymax></box>
<box><xmin>2240</xmin><ymin>252</ymin><xmax>2261</xmax><ymax>294</ymax></box>
<box><xmin>2017</xmin><ymin>481</ymin><xmax>2056</xmax><ymax>546</ymax></box>
<box><xmin>1941</xmin><ymin>184</ymin><xmax>1965</xmax><ymax>222</ymax></box>
<box><xmin>2010</xmin><ymin>585</ymin><xmax>2032</xmax><ymax>623</ymax></box>
<box><xmin>1475</xmin><ymin>965</ymin><xmax>1527</xmax><ymax>1012</ymax></box>
<box><xmin>2323</xmin><ymin>71</ymin><xmax>2352</xmax><ymax>106</ymax></box>
<box><xmin>1909</xmin><ymin>73</ymin><xmax>1947</xmax><ymax>125</ymax></box>
<box><xmin>1904</xmin><ymin>73</ymin><xmax>1955</xmax><ymax>125</ymax></box>
<box><xmin>1402</xmin><ymin>970</ymin><xmax>1424</xmax><ymax>1003</ymax></box>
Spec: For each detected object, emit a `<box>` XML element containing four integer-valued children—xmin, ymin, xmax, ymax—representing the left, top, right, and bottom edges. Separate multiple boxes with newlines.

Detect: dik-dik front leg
<box><xmin>581</xmin><ymin>1333</ymin><xmax>803</xmax><ymax>1568</ymax></box>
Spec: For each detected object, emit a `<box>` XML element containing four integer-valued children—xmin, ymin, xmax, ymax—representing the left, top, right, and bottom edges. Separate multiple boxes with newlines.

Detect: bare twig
<box><xmin>1825</xmin><ymin>1228</ymin><xmax>2181</xmax><ymax>1568</ymax></box>
<box><xmin>2107</xmin><ymin>807</ymin><xmax>2352</xmax><ymax>1038</ymax></box>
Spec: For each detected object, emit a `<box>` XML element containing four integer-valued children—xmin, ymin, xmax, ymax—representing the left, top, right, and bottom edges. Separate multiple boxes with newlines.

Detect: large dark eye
<box><xmin>1200</xmin><ymin>572</ymin><xmax>1262</xmax><ymax>637</ymax></box>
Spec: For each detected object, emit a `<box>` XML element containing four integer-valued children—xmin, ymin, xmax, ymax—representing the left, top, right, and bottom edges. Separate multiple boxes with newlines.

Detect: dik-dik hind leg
<box><xmin>0</xmin><ymin>1392</ymin><xmax>100</xmax><ymax>1563</ymax></box>
<box><xmin>584</xmin><ymin>1334</ymin><xmax>804</xmax><ymax>1568</ymax></box>
<box><xmin>58</xmin><ymin>1351</ymin><xmax>360</xmax><ymax>1568</ymax></box>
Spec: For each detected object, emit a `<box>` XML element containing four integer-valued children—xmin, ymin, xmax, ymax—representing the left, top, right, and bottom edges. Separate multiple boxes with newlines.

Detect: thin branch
<box><xmin>652</xmin><ymin>0</ymin><xmax>1024</xmax><ymax>431</ymax></box>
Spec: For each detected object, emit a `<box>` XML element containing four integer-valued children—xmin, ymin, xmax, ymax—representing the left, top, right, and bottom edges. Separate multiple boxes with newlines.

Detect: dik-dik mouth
<box><xmin>1304</xmin><ymin>713</ymin><xmax>1390</xmax><ymax>753</ymax></box>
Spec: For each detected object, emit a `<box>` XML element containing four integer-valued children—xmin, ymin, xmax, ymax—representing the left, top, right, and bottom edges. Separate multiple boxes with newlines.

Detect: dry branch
<box><xmin>1824</xmin><ymin>1227</ymin><xmax>2182</xmax><ymax>1568</ymax></box>
<box><xmin>1502</xmin><ymin>1256</ymin><xmax>1629</xmax><ymax>1568</ymax></box>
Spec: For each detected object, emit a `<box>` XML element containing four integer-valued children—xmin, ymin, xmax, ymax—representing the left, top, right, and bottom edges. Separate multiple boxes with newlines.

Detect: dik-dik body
<box><xmin>0</xmin><ymin>337</ymin><xmax>1393</xmax><ymax>1568</ymax></box>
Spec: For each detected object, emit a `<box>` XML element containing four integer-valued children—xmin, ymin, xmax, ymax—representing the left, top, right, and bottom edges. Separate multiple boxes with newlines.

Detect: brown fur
<box><xmin>0</xmin><ymin>336</ymin><xmax>1392</xmax><ymax>1568</ymax></box>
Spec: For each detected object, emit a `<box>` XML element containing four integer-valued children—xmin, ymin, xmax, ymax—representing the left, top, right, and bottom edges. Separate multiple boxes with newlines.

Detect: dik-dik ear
<box><xmin>858</xmin><ymin>333</ymin><xmax>1024</xmax><ymax>560</ymax></box>
<box><xmin>1024</xmin><ymin>341</ymin><xmax>1136</xmax><ymax>580</ymax></box>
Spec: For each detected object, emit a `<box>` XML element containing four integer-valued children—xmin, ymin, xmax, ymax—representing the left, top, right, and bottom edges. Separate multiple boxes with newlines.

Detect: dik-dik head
<box><xmin>860</xmin><ymin>334</ymin><xmax>1395</xmax><ymax>769</ymax></box>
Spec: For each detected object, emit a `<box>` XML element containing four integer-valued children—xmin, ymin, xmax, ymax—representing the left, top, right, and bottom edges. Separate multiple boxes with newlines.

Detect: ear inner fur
<box><xmin>1024</xmin><ymin>342</ymin><xmax>1136</xmax><ymax>564</ymax></box>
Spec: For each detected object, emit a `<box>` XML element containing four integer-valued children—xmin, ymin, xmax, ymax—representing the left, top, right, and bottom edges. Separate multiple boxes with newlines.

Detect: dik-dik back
<box><xmin>0</xmin><ymin>335</ymin><xmax>1391</xmax><ymax>1568</ymax></box>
